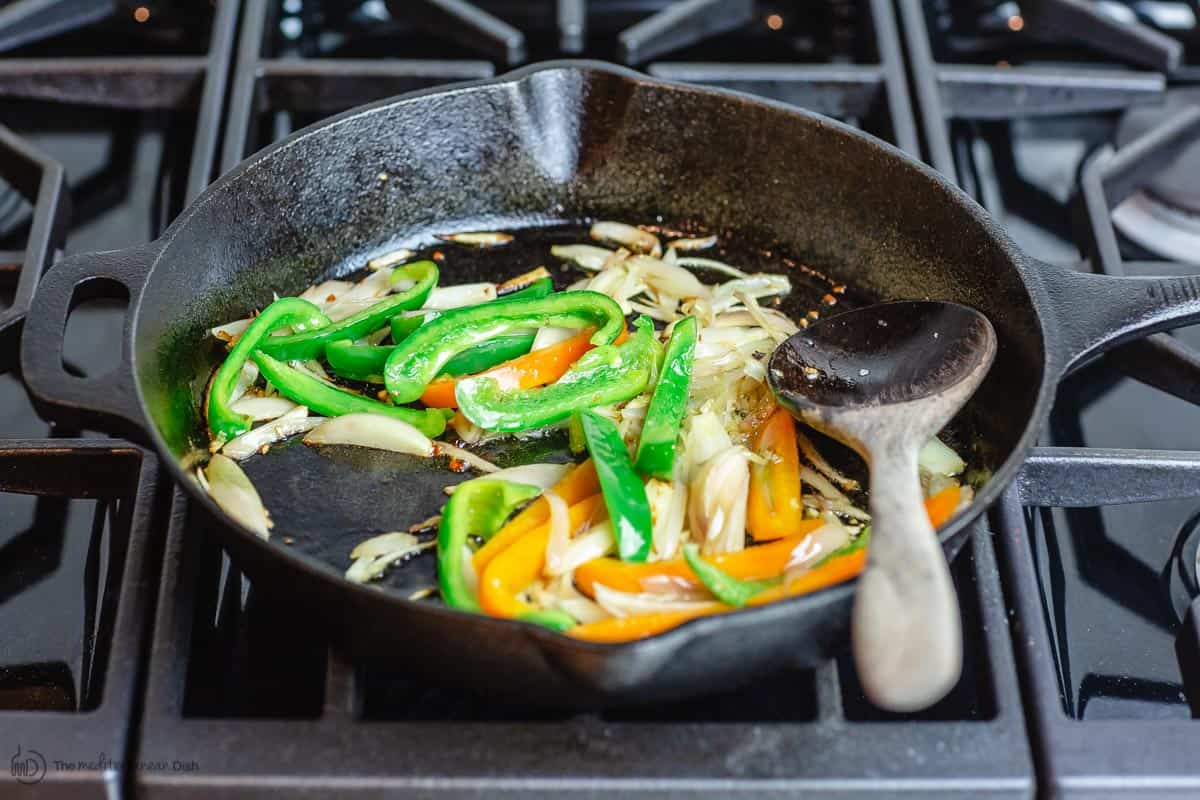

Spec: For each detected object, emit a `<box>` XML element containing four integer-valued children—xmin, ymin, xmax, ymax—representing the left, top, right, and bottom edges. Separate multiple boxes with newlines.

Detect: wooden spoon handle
<box><xmin>851</xmin><ymin>443</ymin><xmax>962</xmax><ymax>712</ymax></box>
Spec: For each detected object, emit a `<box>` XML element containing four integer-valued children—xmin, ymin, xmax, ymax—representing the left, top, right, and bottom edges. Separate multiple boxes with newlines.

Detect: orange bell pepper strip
<box><xmin>746</xmin><ymin>483</ymin><xmax>963</xmax><ymax>605</ymax></box>
<box><xmin>478</xmin><ymin>494</ymin><xmax>604</xmax><ymax>619</ymax></box>
<box><xmin>566</xmin><ymin>603</ymin><xmax>729</xmax><ymax>643</ymax></box>
<box><xmin>747</xmin><ymin>408</ymin><xmax>806</xmax><ymax>542</ymax></box>
<box><xmin>746</xmin><ymin>547</ymin><xmax>868</xmax><ymax>606</ymax></box>
<box><xmin>471</xmin><ymin>460</ymin><xmax>599</xmax><ymax>575</ymax></box>
<box><xmin>924</xmin><ymin>483</ymin><xmax>961</xmax><ymax>528</ymax></box>
<box><xmin>573</xmin><ymin>517</ymin><xmax>825</xmax><ymax>597</ymax></box>
<box><xmin>420</xmin><ymin>327</ymin><xmax>629</xmax><ymax>408</ymax></box>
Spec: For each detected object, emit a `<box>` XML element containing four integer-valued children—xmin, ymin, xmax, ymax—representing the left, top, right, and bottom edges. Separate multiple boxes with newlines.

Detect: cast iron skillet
<box><xmin>19</xmin><ymin>62</ymin><xmax>1200</xmax><ymax>706</ymax></box>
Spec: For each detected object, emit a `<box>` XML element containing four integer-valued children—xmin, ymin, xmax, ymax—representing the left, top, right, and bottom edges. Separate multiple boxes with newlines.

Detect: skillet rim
<box><xmin>132</xmin><ymin>59</ymin><xmax>1056</xmax><ymax>651</ymax></box>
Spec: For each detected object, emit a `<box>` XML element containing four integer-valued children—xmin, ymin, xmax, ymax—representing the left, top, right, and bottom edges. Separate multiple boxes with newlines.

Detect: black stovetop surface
<box><xmin>1</xmin><ymin>1</ymin><xmax>1198</xmax><ymax>797</ymax></box>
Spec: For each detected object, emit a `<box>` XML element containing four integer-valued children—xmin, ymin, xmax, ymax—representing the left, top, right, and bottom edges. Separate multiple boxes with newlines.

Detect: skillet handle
<box><xmin>20</xmin><ymin>244</ymin><xmax>158</xmax><ymax>437</ymax></box>
<box><xmin>1037</xmin><ymin>258</ymin><xmax>1200</xmax><ymax>375</ymax></box>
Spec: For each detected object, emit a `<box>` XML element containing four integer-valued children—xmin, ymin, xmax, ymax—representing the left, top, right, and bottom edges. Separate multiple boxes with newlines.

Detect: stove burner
<box><xmin>1115</xmin><ymin>89</ymin><xmax>1200</xmax><ymax>214</ymax></box>
<box><xmin>1111</xmin><ymin>88</ymin><xmax>1200</xmax><ymax>262</ymax></box>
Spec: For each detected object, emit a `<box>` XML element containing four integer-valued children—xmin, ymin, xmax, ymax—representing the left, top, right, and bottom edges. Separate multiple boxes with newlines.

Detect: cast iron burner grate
<box><xmin>902</xmin><ymin>0</ymin><xmax>1200</xmax><ymax>794</ymax></box>
<box><xmin>131</xmin><ymin>1</ymin><xmax>1033</xmax><ymax>797</ymax></box>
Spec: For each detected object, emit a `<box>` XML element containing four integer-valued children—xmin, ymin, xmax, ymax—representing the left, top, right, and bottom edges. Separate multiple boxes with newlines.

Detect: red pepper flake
<box><xmin>831</xmin><ymin>284</ymin><xmax>847</xmax><ymax>294</ymax></box>
<box><xmin>376</xmin><ymin>389</ymin><xmax>390</xmax><ymax>402</ymax></box>
<box><xmin>799</xmin><ymin>318</ymin><xmax>810</xmax><ymax>328</ymax></box>
<box><xmin>447</xmin><ymin>457</ymin><xmax>469</xmax><ymax>473</ymax></box>
<box><xmin>326</xmin><ymin>293</ymin><xmax>337</xmax><ymax>302</ymax></box>
<box><xmin>822</xmin><ymin>293</ymin><xmax>838</xmax><ymax>306</ymax></box>
<box><xmin>432</xmin><ymin>250</ymin><xmax>446</xmax><ymax>262</ymax></box>
<box><xmin>282</xmin><ymin>536</ymin><xmax>295</xmax><ymax>545</ymax></box>
<box><xmin>807</xmin><ymin>310</ymin><xmax>820</xmax><ymax>320</ymax></box>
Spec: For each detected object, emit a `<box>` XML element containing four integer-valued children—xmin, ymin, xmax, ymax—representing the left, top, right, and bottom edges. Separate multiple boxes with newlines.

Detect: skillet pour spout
<box><xmin>19</xmin><ymin>61</ymin><xmax>1200</xmax><ymax>706</ymax></box>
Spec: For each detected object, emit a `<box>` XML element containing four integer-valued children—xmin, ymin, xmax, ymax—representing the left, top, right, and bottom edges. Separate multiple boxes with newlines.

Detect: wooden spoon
<box><xmin>767</xmin><ymin>300</ymin><xmax>996</xmax><ymax>711</ymax></box>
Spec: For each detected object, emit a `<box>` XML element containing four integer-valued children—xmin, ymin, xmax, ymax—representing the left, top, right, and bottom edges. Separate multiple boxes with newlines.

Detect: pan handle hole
<box><xmin>62</xmin><ymin>277</ymin><xmax>129</xmax><ymax>380</ymax></box>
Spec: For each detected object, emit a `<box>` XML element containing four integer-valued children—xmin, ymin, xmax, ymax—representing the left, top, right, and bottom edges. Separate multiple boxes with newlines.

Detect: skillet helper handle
<box><xmin>1038</xmin><ymin>260</ymin><xmax>1200</xmax><ymax>374</ymax></box>
<box><xmin>20</xmin><ymin>244</ymin><xmax>157</xmax><ymax>437</ymax></box>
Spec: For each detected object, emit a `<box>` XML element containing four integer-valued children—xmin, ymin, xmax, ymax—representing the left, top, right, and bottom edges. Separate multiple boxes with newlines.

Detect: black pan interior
<box><xmin>133</xmin><ymin>66</ymin><xmax>1045</xmax><ymax>585</ymax></box>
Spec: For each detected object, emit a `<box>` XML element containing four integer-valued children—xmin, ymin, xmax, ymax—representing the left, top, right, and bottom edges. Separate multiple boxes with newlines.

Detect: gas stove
<box><xmin>0</xmin><ymin>1</ymin><xmax>1197</xmax><ymax>797</ymax></box>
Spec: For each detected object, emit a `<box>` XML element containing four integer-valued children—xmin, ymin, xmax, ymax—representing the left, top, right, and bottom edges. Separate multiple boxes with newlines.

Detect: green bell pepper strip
<box><xmin>437</xmin><ymin>479</ymin><xmax>540</xmax><ymax>613</ymax></box>
<box><xmin>634</xmin><ymin>315</ymin><xmax>697</xmax><ymax>480</ymax></box>
<box><xmin>567</xmin><ymin>412</ymin><xmax>586</xmax><ymax>454</ymax></box>
<box><xmin>518</xmin><ymin>607</ymin><xmax>577</xmax><ymax>632</ymax></box>
<box><xmin>384</xmin><ymin>290</ymin><xmax>625</xmax><ymax>403</ymax></box>
<box><xmin>325</xmin><ymin>332</ymin><xmax>536</xmax><ymax>384</ymax></box>
<box><xmin>258</xmin><ymin>260</ymin><xmax>438</xmax><ymax>361</ymax></box>
<box><xmin>387</xmin><ymin>277</ymin><xmax>550</xmax><ymax>345</ymax></box>
<box><xmin>497</xmin><ymin>276</ymin><xmax>553</xmax><ymax>300</ymax></box>
<box><xmin>456</xmin><ymin>316</ymin><xmax>661</xmax><ymax>433</ymax></box>
<box><xmin>324</xmin><ymin>340</ymin><xmax>391</xmax><ymax>383</ymax></box>
<box><xmin>252</xmin><ymin>351</ymin><xmax>450</xmax><ymax>437</ymax></box>
<box><xmin>683</xmin><ymin>544</ymin><xmax>779</xmax><ymax>607</ymax></box>
<box><xmin>390</xmin><ymin>312</ymin><xmax>431</xmax><ymax>343</ymax></box>
<box><xmin>580</xmin><ymin>409</ymin><xmax>653</xmax><ymax>563</ymax></box>
<box><xmin>207</xmin><ymin>297</ymin><xmax>330</xmax><ymax>442</ymax></box>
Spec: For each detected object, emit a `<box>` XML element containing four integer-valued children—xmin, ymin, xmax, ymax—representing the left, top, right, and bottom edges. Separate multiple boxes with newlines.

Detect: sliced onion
<box><xmin>324</xmin><ymin>296</ymin><xmax>383</xmax><ymax>322</ymax></box>
<box><xmin>230</xmin><ymin>396</ymin><xmax>297</xmax><ymax>421</ymax></box>
<box><xmin>628</xmin><ymin>300</ymin><xmax>679</xmax><ymax>323</ymax></box>
<box><xmin>647</xmin><ymin>479</ymin><xmax>688</xmax><ymax>561</ymax></box>
<box><xmin>783</xmin><ymin>516</ymin><xmax>853</xmax><ymax>575</ymax></box>
<box><xmin>794</xmin><ymin>428</ymin><xmax>860</xmax><ymax>491</ymax></box>
<box><xmin>542</xmin><ymin>490</ymin><xmax>573</xmax><ymax>577</ymax></box>
<box><xmin>222</xmin><ymin>406</ymin><xmax>320</xmax><ymax>460</ymax></box>
<box><xmin>557</xmin><ymin>594</ymin><xmax>610</xmax><ymax>625</ymax></box>
<box><xmin>675</xmin><ymin>256</ymin><xmax>749</xmax><ymax>279</ymax></box>
<box><xmin>688</xmin><ymin>447</ymin><xmax>750</xmax><ymax>555</ymax></box>
<box><xmin>713</xmin><ymin>308</ymin><xmax>798</xmax><ymax>336</ymax></box>
<box><xmin>304</xmin><ymin>413</ymin><xmax>433</xmax><ymax>456</ymax></box>
<box><xmin>483</xmin><ymin>463</ymin><xmax>570</xmax><ymax>490</ymax></box>
<box><xmin>531</xmin><ymin>325</ymin><xmax>576</xmax><ymax>351</ymax></box>
<box><xmin>803</xmin><ymin>493</ymin><xmax>871</xmax><ymax>522</ymax></box>
<box><xmin>919</xmin><ymin>436</ymin><xmax>966</xmax><ymax>476</ymax></box>
<box><xmin>627</xmin><ymin>254</ymin><xmax>709</xmax><ymax>299</ymax></box>
<box><xmin>424</xmin><ymin>282</ymin><xmax>497</xmax><ymax>310</ymax></box>
<box><xmin>556</xmin><ymin>521</ymin><xmax>616</xmax><ymax>576</ymax></box>
<box><xmin>368</xmin><ymin>248</ymin><xmax>415</xmax><ymax>270</ymax></box>
<box><xmin>684</xmin><ymin>411</ymin><xmax>733</xmax><ymax>467</ymax></box>
<box><xmin>205</xmin><ymin>454</ymin><xmax>272</xmax><ymax>538</ymax></box>
<box><xmin>713</xmin><ymin>274</ymin><xmax>791</xmax><ymax>313</ymax></box>
<box><xmin>667</xmin><ymin>234</ymin><xmax>718</xmax><ymax>251</ymax></box>
<box><xmin>229</xmin><ymin>361</ymin><xmax>259</xmax><ymax>405</ymax></box>
<box><xmin>434</xmin><ymin>441</ymin><xmax>499</xmax><ymax>473</ymax></box>
<box><xmin>437</xmin><ymin>231</ymin><xmax>513</xmax><ymax>247</ymax></box>
<box><xmin>299</xmin><ymin>279</ymin><xmax>354</xmax><ymax>307</ymax></box>
<box><xmin>351</xmin><ymin>531</ymin><xmax>421</xmax><ymax>560</ymax></box>
<box><xmin>590</xmin><ymin>221</ymin><xmax>661</xmax><ymax>256</ymax></box>
<box><xmin>550</xmin><ymin>244</ymin><xmax>614</xmax><ymax>271</ymax></box>
<box><xmin>592</xmin><ymin>583</ymin><xmax>716</xmax><ymax>618</ymax></box>
<box><xmin>323</xmin><ymin>269</ymin><xmax>392</xmax><ymax>319</ymax></box>
<box><xmin>345</xmin><ymin>537</ymin><xmax>435</xmax><ymax>583</ymax></box>
<box><xmin>211</xmin><ymin>317</ymin><xmax>251</xmax><ymax>342</ymax></box>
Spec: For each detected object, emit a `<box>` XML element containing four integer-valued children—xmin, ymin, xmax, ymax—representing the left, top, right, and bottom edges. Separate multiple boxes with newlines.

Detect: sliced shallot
<box><xmin>222</xmin><ymin>406</ymin><xmax>321</xmax><ymax>460</ymax></box>
<box><xmin>437</xmin><ymin>231</ymin><xmax>514</xmax><ymax>247</ymax></box>
<box><xmin>424</xmin><ymin>282</ymin><xmax>497</xmax><ymax>310</ymax></box>
<box><xmin>550</xmin><ymin>244</ymin><xmax>613</xmax><ymax>271</ymax></box>
<box><xmin>304</xmin><ymin>413</ymin><xmax>434</xmax><ymax>456</ymax></box>
<box><xmin>590</xmin><ymin>221</ymin><xmax>661</xmax><ymax>256</ymax></box>
<box><xmin>204</xmin><ymin>454</ymin><xmax>272</xmax><ymax>538</ymax></box>
<box><xmin>230</xmin><ymin>395</ymin><xmax>297</xmax><ymax>422</ymax></box>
